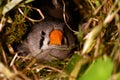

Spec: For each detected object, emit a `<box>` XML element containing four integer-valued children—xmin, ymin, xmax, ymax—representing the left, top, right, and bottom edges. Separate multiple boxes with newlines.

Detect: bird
<box><xmin>16</xmin><ymin>20</ymin><xmax>75</xmax><ymax>63</ymax></box>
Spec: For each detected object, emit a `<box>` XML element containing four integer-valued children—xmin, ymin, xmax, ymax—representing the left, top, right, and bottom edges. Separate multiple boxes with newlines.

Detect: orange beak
<box><xmin>49</xmin><ymin>29</ymin><xmax>63</xmax><ymax>45</ymax></box>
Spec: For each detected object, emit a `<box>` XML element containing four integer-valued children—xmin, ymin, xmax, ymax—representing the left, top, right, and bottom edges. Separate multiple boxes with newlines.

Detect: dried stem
<box><xmin>62</xmin><ymin>0</ymin><xmax>77</xmax><ymax>33</ymax></box>
<box><xmin>18</xmin><ymin>6</ymin><xmax>45</xmax><ymax>22</ymax></box>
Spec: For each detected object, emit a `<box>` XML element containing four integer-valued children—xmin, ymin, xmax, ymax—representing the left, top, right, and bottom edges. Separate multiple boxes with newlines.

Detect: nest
<box><xmin>0</xmin><ymin>0</ymin><xmax>120</xmax><ymax>79</ymax></box>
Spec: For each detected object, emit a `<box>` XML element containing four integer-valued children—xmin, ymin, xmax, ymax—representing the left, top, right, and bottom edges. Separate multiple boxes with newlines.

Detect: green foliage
<box><xmin>65</xmin><ymin>53</ymin><xmax>81</xmax><ymax>74</ymax></box>
<box><xmin>5</xmin><ymin>11</ymin><xmax>28</xmax><ymax>44</ymax></box>
<box><xmin>78</xmin><ymin>56</ymin><xmax>113</xmax><ymax>80</ymax></box>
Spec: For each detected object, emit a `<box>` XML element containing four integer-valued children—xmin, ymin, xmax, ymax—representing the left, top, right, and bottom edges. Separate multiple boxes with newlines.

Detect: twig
<box><xmin>31</xmin><ymin>70</ymin><xmax>38</xmax><ymax>80</ymax></box>
<box><xmin>82</xmin><ymin>18</ymin><xmax>98</xmax><ymax>32</ymax></box>
<box><xmin>62</xmin><ymin>0</ymin><xmax>77</xmax><ymax>33</ymax></box>
<box><xmin>1</xmin><ymin>44</ymin><xmax>8</xmax><ymax>66</ymax></box>
<box><xmin>7</xmin><ymin>44</ymin><xmax>15</xmax><ymax>55</ymax></box>
<box><xmin>17</xmin><ymin>72</ymin><xmax>31</xmax><ymax>80</ymax></box>
<box><xmin>52</xmin><ymin>0</ymin><xmax>61</xmax><ymax>8</ymax></box>
<box><xmin>0</xmin><ymin>17</ymin><xmax>6</xmax><ymax>32</ymax></box>
<box><xmin>10</xmin><ymin>53</ymin><xmax>18</xmax><ymax>67</ymax></box>
<box><xmin>11</xmin><ymin>64</ymin><xmax>31</xmax><ymax>80</ymax></box>
<box><xmin>32</xmin><ymin>64</ymin><xmax>67</xmax><ymax>76</ymax></box>
<box><xmin>22</xmin><ymin>58</ymin><xmax>36</xmax><ymax>72</ymax></box>
<box><xmin>11</xmin><ymin>64</ymin><xmax>18</xmax><ymax>74</ymax></box>
<box><xmin>93</xmin><ymin>0</ymin><xmax>107</xmax><ymax>15</ymax></box>
<box><xmin>87</xmin><ymin>0</ymin><xmax>95</xmax><ymax>11</ymax></box>
<box><xmin>44</xmin><ymin>65</ymin><xmax>67</xmax><ymax>75</ymax></box>
<box><xmin>18</xmin><ymin>5</ymin><xmax>45</xmax><ymax>22</ymax></box>
<box><xmin>104</xmin><ymin>8</ymin><xmax>120</xmax><ymax>25</ymax></box>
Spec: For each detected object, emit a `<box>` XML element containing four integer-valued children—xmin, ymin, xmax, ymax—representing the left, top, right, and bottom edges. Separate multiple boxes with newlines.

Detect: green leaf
<box><xmin>2</xmin><ymin>0</ymin><xmax>23</xmax><ymax>15</ymax></box>
<box><xmin>82</xmin><ymin>24</ymin><xmax>103</xmax><ymax>54</ymax></box>
<box><xmin>25</xmin><ymin>0</ymin><xmax>34</xmax><ymax>4</ymax></box>
<box><xmin>75</xmin><ymin>25</ymin><xmax>84</xmax><ymax>42</ymax></box>
<box><xmin>65</xmin><ymin>53</ymin><xmax>81</xmax><ymax>74</ymax></box>
<box><xmin>78</xmin><ymin>56</ymin><xmax>113</xmax><ymax>80</ymax></box>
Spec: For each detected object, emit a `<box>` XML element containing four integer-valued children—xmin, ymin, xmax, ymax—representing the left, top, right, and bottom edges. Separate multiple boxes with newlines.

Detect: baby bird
<box><xmin>17</xmin><ymin>20</ymin><xmax>75</xmax><ymax>63</ymax></box>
